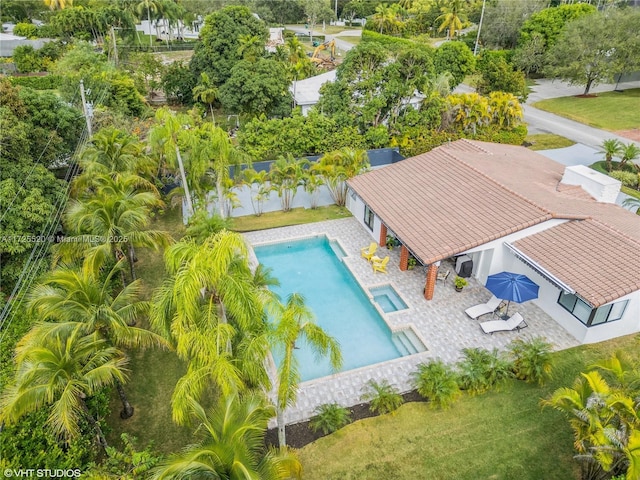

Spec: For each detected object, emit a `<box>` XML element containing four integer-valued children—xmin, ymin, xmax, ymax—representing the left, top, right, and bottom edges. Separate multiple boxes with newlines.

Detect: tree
<box><xmin>433</xmin><ymin>41</ymin><xmax>475</xmax><ymax>88</ymax></box>
<box><xmin>488</xmin><ymin>92</ymin><xmax>523</xmax><ymax>128</ymax></box>
<box><xmin>545</xmin><ymin>10</ymin><xmax>617</xmax><ymax>95</ymax></box>
<box><xmin>269</xmin><ymin>155</ymin><xmax>307</xmax><ymax>212</ymax></box>
<box><xmin>26</xmin><ymin>262</ymin><xmax>168</xmax><ymax>418</ymax></box>
<box><xmin>476</xmin><ymin>53</ymin><xmax>527</xmax><ymax>101</ymax></box>
<box><xmin>371</xmin><ymin>3</ymin><xmax>403</xmax><ymax>35</ymax></box>
<box><xmin>411</xmin><ymin>359</ymin><xmax>460</xmax><ymax>408</ymax></box>
<box><xmin>619</xmin><ymin>143</ymin><xmax>640</xmax><ymax>172</ymax></box>
<box><xmin>480</xmin><ymin>0</ymin><xmax>545</xmax><ymax>50</ymax></box>
<box><xmin>218</xmin><ymin>58</ymin><xmax>291</xmax><ymax>118</ymax></box>
<box><xmin>150</xmin><ymin>393</ymin><xmax>301</xmax><ymax>479</ymax></box>
<box><xmin>151</xmin><ymin>230</ymin><xmax>269</xmax><ymax>424</ymax></box>
<box><xmin>136</xmin><ymin>0</ymin><xmax>159</xmax><ymax>48</ymax></box>
<box><xmin>598</xmin><ymin>139</ymin><xmax>623</xmax><ymax>172</ymax></box>
<box><xmin>270</xmin><ymin>293</ymin><xmax>342</xmax><ymax>447</ymax></box>
<box><xmin>237</xmin><ymin>33</ymin><xmax>265</xmax><ymax>62</ymax></box>
<box><xmin>447</xmin><ymin>92</ymin><xmax>491</xmax><ymax>135</ymax></box>
<box><xmin>189</xmin><ymin>6</ymin><xmax>267</xmax><ymax>86</ymax></box>
<box><xmin>437</xmin><ymin>0</ymin><xmax>467</xmax><ymax>39</ymax></box>
<box><xmin>12</xmin><ymin>45</ymin><xmax>43</xmax><ymax>73</ymax></box>
<box><xmin>0</xmin><ymin>328</ymin><xmax>126</xmax><ymax>446</ymax></box>
<box><xmin>44</xmin><ymin>0</ymin><xmax>73</xmax><ymax>10</ymax></box>
<box><xmin>519</xmin><ymin>3</ymin><xmax>596</xmax><ymax>50</ymax></box>
<box><xmin>161</xmin><ymin>61</ymin><xmax>196</xmax><ymax>105</ymax></box>
<box><xmin>303</xmin><ymin>0</ymin><xmax>334</xmax><ymax>44</ymax></box>
<box><xmin>317</xmin><ymin>148</ymin><xmax>369</xmax><ymax>206</ymax></box>
<box><xmin>191</xmin><ymin>72</ymin><xmax>218</xmax><ymax>122</ymax></box>
<box><xmin>513</xmin><ymin>32</ymin><xmax>547</xmax><ymax>77</ymax></box>
<box><xmin>60</xmin><ymin>173</ymin><xmax>170</xmax><ymax>282</ymax></box>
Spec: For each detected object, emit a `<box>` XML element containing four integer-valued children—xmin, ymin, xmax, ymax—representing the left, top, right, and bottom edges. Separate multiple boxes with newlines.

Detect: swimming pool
<box><xmin>254</xmin><ymin>236</ymin><xmax>403</xmax><ymax>381</ymax></box>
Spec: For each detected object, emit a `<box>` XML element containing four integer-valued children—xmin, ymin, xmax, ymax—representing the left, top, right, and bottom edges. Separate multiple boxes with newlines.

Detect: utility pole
<box><xmin>110</xmin><ymin>26</ymin><xmax>119</xmax><ymax>67</ymax></box>
<box><xmin>335</xmin><ymin>0</ymin><xmax>338</xmax><ymax>19</ymax></box>
<box><xmin>79</xmin><ymin>79</ymin><xmax>92</xmax><ymax>138</ymax></box>
<box><xmin>473</xmin><ymin>0</ymin><xmax>486</xmax><ymax>56</ymax></box>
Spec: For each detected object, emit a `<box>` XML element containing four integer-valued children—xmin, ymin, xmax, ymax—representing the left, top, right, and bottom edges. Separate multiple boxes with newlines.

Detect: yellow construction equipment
<box><xmin>310</xmin><ymin>39</ymin><xmax>336</xmax><ymax>66</ymax></box>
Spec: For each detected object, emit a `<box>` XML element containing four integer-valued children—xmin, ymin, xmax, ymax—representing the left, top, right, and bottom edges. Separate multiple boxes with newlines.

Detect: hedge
<box><xmin>8</xmin><ymin>75</ymin><xmax>63</xmax><ymax>90</ymax></box>
<box><xmin>361</xmin><ymin>31</ymin><xmax>421</xmax><ymax>51</ymax></box>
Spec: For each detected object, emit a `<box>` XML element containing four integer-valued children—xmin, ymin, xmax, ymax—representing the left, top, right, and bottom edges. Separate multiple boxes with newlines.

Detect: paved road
<box><xmin>284</xmin><ymin>25</ymin><xmax>359</xmax><ymax>53</ymax></box>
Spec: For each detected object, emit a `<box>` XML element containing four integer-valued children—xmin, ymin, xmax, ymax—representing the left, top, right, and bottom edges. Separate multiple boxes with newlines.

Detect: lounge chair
<box><xmin>465</xmin><ymin>295</ymin><xmax>502</xmax><ymax>320</ymax></box>
<box><xmin>361</xmin><ymin>242</ymin><xmax>377</xmax><ymax>262</ymax></box>
<box><xmin>480</xmin><ymin>313</ymin><xmax>527</xmax><ymax>334</ymax></box>
<box><xmin>371</xmin><ymin>255</ymin><xmax>390</xmax><ymax>273</ymax></box>
<box><xmin>437</xmin><ymin>269</ymin><xmax>450</xmax><ymax>285</ymax></box>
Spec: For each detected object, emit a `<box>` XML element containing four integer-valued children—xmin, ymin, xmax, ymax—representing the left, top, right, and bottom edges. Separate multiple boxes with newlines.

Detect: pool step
<box><xmin>392</xmin><ymin>330</ymin><xmax>419</xmax><ymax>356</ymax></box>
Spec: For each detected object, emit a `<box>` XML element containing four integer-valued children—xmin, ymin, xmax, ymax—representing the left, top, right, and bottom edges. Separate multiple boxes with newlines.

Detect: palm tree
<box><xmin>60</xmin><ymin>173</ymin><xmax>170</xmax><ymax>282</ymax></box>
<box><xmin>237</xmin><ymin>34</ymin><xmax>264</xmax><ymax>62</ymax></box>
<box><xmin>619</xmin><ymin>143</ymin><xmax>640</xmax><ymax>171</ymax></box>
<box><xmin>448</xmin><ymin>93</ymin><xmax>491</xmax><ymax>135</ymax></box>
<box><xmin>149</xmin><ymin>107</ymin><xmax>195</xmax><ymax>216</ymax></box>
<box><xmin>151</xmin><ymin>230</ymin><xmax>269</xmax><ymax>424</ymax></box>
<box><xmin>26</xmin><ymin>262</ymin><xmax>168</xmax><ymax>418</ymax></box>
<box><xmin>623</xmin><ymin>197</ymin><xmax>640</xmax><ymax>215</ymax></box>
<box><xmin>192</xmin><ymin>72</ymin><xmax>218</xmax><ymax>123</ymax></box>
<box><xmin>317</xmin><ymin>148</ymin><xmax>369</xmax><ymax>206</ymax></box>
<box><xmin>269</xmin><ymin>155</ymin><xmax>307</xmax><ymax>212</ymax></box>
<box><xmin>488</xmin><ymin>92</ymin><xmax>523</xmax><ymax>128</ymax></box>
<box><xmin>372</xmin><ymin>3</ymin><xmax>402</xmax><ymax>35</ymax></box>
<box><xmin>44</xmin><ymin>0</ymin><xmax>73</xmax><ymax>10</ymax></box>
<box><xmin>437</xmin><ymin>0</ymin><xmax>467</xmax><ymax>39</ymax></box>
<box><xmin>136</xmin><ymin>0</ymin><xmax>159</xmax><ymax>48</ymax></box>
<box><xmin>150</xmin><ymin>393</ymin><xmax>301</xmax><ymax>479</ymax></box>
<box><xmin>75</xmin><ymin>127</ymin><xmax>155</xmax><ymax>193</ymax></box>
<box><xmin>598</xmin><ymin>139</ymin><xmax>623</xmax><ymax>172</ymax></box>
<box><xmin>0</xmin><ymin>328</ymin><xmax>127</xmax><ymax>445</ymax></box>
<box><xmin>270</xmin><ymin>293</ymin><xmax>342</xmax><ymax>447</ymax></box>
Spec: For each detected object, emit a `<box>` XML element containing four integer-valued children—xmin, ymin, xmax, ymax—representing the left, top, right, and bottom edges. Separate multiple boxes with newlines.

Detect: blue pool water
<box><xmin>254</xmin><ymin>236</ymin><xmax>401</xmax><ymax>381</ymax></box>
<box><xmin>370</xmin><ymin>285</ymin><xmax>408</xmax><ymax>313</ymax></box>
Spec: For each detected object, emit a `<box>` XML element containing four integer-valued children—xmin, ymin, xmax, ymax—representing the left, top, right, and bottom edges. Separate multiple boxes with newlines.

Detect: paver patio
<box><xmin>243</xmin><ymin>217</ymin><xmax>579</xmax><ymax>425</ymax></box>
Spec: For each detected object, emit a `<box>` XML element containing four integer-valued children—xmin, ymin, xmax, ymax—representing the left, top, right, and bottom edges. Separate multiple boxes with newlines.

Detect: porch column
<box><xmin>424</xmin><ymin>264</ymin><xmax>438</xmax><ymax>300</ymax></box>
<box><xmin>379</xmin><ymin>224</ymin><xmax>387</xmax><ymax>247</ymax></box>
<box><xmin>399</xmin><ymin>245</ymin><xmax>409</xmax><ymax>271</ymax></box>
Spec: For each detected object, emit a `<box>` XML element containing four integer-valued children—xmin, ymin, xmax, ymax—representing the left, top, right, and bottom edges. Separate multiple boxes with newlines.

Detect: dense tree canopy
<box><xmin>519</xmin><ymin>3</ymin><xmax>596</xmax><ymax>49</ymax></box>
<box><xmin>433</xmin><ymin>41</ymin><xmax>475</xmax><ymax>88</ymax></box>
<box><xmin>480</xmin><ymin>0</ymin><xmax>545</xmax><ymax>49</ymax></box>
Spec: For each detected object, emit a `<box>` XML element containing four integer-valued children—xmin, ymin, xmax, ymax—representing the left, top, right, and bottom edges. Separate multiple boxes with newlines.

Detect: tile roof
<box><xmin>514</xmin><ymin>219</ymin><xmax>640</xmax><ymax>307</ymax></box>
<box><xmin>347</xmin><ymin>139</ymin><xmax>640</xmax><ymax>305</ymax></box>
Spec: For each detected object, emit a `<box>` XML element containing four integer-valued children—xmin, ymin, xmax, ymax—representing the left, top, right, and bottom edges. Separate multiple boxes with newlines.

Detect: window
<box><xmin>558</xmin><ymin>291</ymin><xmax>628</xmax><ymax>327</ymax></box>
<box><xmin>364</xmin><ymin>205</ymin><xmax>374</xmax><ymax>231</ymax></box>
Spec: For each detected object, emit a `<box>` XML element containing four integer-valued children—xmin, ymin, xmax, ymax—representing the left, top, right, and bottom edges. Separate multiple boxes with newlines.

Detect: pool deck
<box><xmin>243</xmin><ymin>218</ymin><xmax>579</xmax><ymax>426</ymax></box>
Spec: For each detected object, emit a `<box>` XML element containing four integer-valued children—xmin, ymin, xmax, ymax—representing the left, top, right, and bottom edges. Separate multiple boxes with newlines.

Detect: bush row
<box><xmin>8</xmin><ymin>75</ymin><xmax>63</xmax><ymax>90</ymax></box>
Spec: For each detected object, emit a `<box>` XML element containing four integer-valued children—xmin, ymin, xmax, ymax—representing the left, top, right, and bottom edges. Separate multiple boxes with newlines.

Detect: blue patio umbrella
<box><xmin>485</xmin><ymin>272</ymin><xmax>539</xmax><ymax>317</ymax></box>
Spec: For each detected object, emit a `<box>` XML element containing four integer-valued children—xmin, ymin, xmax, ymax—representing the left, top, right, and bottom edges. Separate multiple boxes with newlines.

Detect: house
<box><xmin>346</xmin><ymin>139</ymin><xmax>640</xmax><ymax>344</ymax></box>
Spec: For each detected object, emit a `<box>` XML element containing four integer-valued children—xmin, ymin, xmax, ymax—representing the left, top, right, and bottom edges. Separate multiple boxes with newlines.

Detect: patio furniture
<box><xmin>485</xmin><ymin>271</ymin><xmax>539</xmax><ymax>317</ymax></box>
<box><xmin>480</xmin><ymin>312</ymin><xmax>528</xmax><ymax>334</ymax></box>
<box><xmin>465</xmin><ymin>295</ymin><xmax>501</xmax><ymax>319</ymax></box>
<box><xmin>361</xmin><ymin>242</ymin><xmax>377</xmax><ymax>262</ymax></box>
<box><xmin>437</xmin><ymin>269</ymin><xmax>450</xmax><ymax>285</ymax></box>
<box><xmin>371</xmin><ymin>255</ymin><xmax>390</xmax><ymax>273</ymax></box>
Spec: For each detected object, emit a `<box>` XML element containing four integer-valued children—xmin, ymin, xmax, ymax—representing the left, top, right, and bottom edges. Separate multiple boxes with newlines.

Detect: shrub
<box><xmin>610</xmin><ymin>170</ymin><xmax>639</xmax><ymax>189</ymax></box>
<box><xmin>309</xmin><ymin>403</ymin><xmax>352</xmax><ymax>434</ymax></box>
<box><xmin>361</xmin><ymin>31</ymin><xmax>423</xmax><ymax>51</ymax></box>
<box><xmin>13</xmin><ymin>23</ymin><xmax>38</xmax><ymax>38</ymax></box>
<box><xmin>509</xmin><ymin>337</ymin><xmax>554</xmax><ymax>385</ymax></box>
<box><xmin>457</xmin><ymin>347</ymin><xmax>513</xmax><ymax>394</ymax></box>
<box><xmin>9</xmin><ymin>75</ymin><xmax>63</xmax><ymax>90</ymax></box>
<box><xmin>12</xmin><ymin>45</ymin><xmax>43</xmax><ymax>73</ymax></box>
<box><xmin>412</xmin><ymin>360</ymin><xmax>460</xmax><ymax>409</ymax></box>
<box><xmin>361</xmin><ymin>379</ymin><xmax>404</xmax><ymax>415</ymax></box>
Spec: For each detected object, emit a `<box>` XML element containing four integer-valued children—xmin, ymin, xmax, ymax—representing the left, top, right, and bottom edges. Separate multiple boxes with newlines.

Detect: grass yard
<box><xmin>105</xmin><ymin>206</ymin><xmax>191</xmax><ymax>454</ymax></box>
<box><xmin>298</xmin><ymin>335</ymin><xmax>640</xmax><ymax>480</ymax></box>
<box><xmin>231</xmin><ymin>205</ymin><xmax>351</xmax><ymax>232</ymax></box>
<box><xmin>533</xmin><ymin>89</ymin><xmax>640</xmax><ymax>131</ymax></box>
<box><xmin>525</xmin><ymin>133</ymin><xmax>576</xmax><ymax>151</ymax></box>
<box><xmin>338</xmin><ymin>36</ymin><xmax>361</xmax><ymax>45</ymax></box>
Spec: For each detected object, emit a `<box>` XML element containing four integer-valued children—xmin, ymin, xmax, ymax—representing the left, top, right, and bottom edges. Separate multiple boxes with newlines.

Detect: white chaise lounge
<box><xmin>480</xmin><ymin>313</ymin><xmax>527</xmax><ymax>334</ymax></box>
<box><xmin>465</xmin><ymin>295</ymin><xmax>502</xmax><ymax>320</ymax></box>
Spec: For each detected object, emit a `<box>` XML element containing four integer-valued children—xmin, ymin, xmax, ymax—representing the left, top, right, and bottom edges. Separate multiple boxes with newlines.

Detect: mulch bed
<box><xmin>265</xmin><ymin>390</ymin><xmax>425</xmax><ymax>449</ymax></box>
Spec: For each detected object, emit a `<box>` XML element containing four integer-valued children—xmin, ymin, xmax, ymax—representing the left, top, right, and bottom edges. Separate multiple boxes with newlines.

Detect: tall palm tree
<box><xmin>192</xmin><ymin>72</ymin><xmax>218</xmax><ymax>123</ymax></box>
<box><xmin>269</xmin><ymin>155</ymin><xmax>307</xmax><ymax>212</ymax></box>
<box><xmin>437</xmin><ymin>0</ymin><xmax>467</xmax><ymax>39</ymax></box>
<box><xmin>60</xmin><ymin>173</ymin><xmax>170</xmax><ymax>282</ymax></box>
<box><xmin>149</xmin><ymin>107</ymin><xmax>195</xmax><ymax>216</ymax></box>
<box><xmin>136</xmin><ymin>0</ymin><xmax>159</xmax><ymax>48</ymax></box>
<box><xmin>150</xmin><ymin>393</ymin><xmax>301</xmax><ymax>479</ymax></box>
<box><xmin>317</xmin><ymin>148</ymin><xmax>369</xmax><ymax>207</ymax></box>
<box><xmin>0</xmin><ymin>328</ymin><xmax>127</xmax><ymax>445</ymax></box>
<box><xmin>151</xmin><ymin>230</ymin><xmax>269</xmax><ymax>424</ymax></box>
<box><xmin>26</xmin><ymin>262</ymin><xmax>168</xmax><ymax>418</ymax></box>
<box><xmin>270</xmin><ymin>293</ymin><xmax>342</xmax><ymax>447</ymax></box>
<box><xmin>598</xmin><ymin>139</ymin><xmax>623</xmax><ymax>172</ymax></box>
<box><xmin>372</xmin><ymin>3</ymin><xmax>402</xmax><ymax>35</ymax></box>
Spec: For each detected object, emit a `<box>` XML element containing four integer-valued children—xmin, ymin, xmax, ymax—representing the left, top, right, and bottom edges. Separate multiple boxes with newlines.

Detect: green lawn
<box><xmin>533</xmin><ymin>89</ymin><xmax>640</xmax><ymax>131</ymax></box>
<box><xmin>298</xmin><ymin>335</ymin><xmax>640</xmax><ymax>480</ymax></box>
<box><xmin>231</xmin><ymin>205</ymin><xmax>351</xmax><ymax>232</ymax></box>
<box><xmin>525</xmin><ymin>133</ymin><xmax>576</xmax><ymax>151</ymax></box>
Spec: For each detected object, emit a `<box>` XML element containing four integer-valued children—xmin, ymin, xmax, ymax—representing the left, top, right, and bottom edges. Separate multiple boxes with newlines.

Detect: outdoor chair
<box><xmin>465</xmin><ymin>295</ymin><xmax>501</xmax><ymax>320</ymax></box>
<box><xmin>437</xmin><ymin>269</ymin><xmax>450</xmax><ymax>285</ymax></box>
<box><xmin>480</xmin><ymin>313</ymin><xmax>528</xmax><ymax>334</ymax></box>
<box><xmin>371</xmin><ymin>255</ymin><xmax>390</xmax><ymax>274</ymax></box>
<box><xmin>361</xmin><ymin>242</ymin><xmax>377</xmax><ymax>262</ymax></box>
